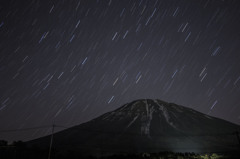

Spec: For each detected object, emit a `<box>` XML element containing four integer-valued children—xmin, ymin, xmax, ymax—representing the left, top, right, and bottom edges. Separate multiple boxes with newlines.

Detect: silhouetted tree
<box><xmin>0</xmin><ymin>140</ymin><xmax>8</xmax><ymax>146</ymax></box>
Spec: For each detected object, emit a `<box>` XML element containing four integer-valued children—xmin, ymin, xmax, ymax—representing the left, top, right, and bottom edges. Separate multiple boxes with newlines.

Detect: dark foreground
<box><xmin>1</xmin><ymin>145</ymin><xmax>240</xmax><ymax>159</ymax></box>
<box><xmin>1</xmin><ymin>151</ymin><xmax>239</xmax><ymax>159</ymax></box>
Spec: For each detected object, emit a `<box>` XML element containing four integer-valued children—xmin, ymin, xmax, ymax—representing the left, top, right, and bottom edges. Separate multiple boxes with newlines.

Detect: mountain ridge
<box><xmin>28</xmin><ymin>99</ymin><xmax>240</xmax><ymax>155</ymax></box>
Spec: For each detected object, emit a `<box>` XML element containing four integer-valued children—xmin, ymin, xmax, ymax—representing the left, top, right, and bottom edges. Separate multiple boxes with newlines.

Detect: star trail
<box><xmin>0</xmin><ymin>0</ymin><xmax>240</xmax><ymax>142</ymax></box>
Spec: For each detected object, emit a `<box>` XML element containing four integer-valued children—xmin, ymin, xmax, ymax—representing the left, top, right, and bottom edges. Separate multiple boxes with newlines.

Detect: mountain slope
<box><xmin>28</xmin><ymin>99</ymin><xmax>240</xmax><ymax>155</ymax></box>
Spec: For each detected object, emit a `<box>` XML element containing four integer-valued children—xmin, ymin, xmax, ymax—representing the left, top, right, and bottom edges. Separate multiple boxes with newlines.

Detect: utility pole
<box><xmin>48</xmin><ymin>124</ymin><xmax>55</xmax><ymax>159</ymax></box>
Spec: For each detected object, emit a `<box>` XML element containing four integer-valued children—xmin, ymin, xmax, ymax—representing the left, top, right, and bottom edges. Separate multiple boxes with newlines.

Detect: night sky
<box><xmin>1</xmin><ymin>0</ymin><xmax>240</xmax><ymax>142</ymax></box>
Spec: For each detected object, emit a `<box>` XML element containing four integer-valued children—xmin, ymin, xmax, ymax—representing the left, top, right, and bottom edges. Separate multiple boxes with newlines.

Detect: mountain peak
<box><xmin>100</xmin><ymin>99</ymin><xmax>179</xmax><ymax>136</ymax></box>
<box><xmin>98</xmin><ymin>98</ymin><xmax>239</xmax><ymax>137</ymax></box>
<box><xmin>116</xmin><ymin>99</ymin><xmax>171</xmax><ymax>112</ymax></box>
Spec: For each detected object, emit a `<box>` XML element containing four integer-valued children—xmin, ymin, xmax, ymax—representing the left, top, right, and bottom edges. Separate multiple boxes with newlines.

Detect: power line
<box><xmin>0</xmin><ymin>125</ymin><xmax>66</xmax><ymax>133</ymax></box>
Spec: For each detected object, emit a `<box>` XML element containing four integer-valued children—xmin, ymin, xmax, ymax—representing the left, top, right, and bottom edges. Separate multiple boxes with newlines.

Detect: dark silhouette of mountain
<box><xmin>27</xmin><ymin>99</ymin><xmax>240</xmax><ymax>156</ymax></box>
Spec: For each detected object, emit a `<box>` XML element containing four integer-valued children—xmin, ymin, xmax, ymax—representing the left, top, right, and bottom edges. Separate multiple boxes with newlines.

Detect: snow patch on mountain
<box><xmin>172</xmin><ymin>105</ymin><xmax>183</xmax><ymax>113</ymax></box>
<box><xmin>119</xmin><ymin>104</ymin><xmax>128</xmax><ymax>111</ymax></box>
<box><xmin>141</xmin><ymin>100</ymin><xmax>155</xmax><ymax>136</ymax></box>
<box><xmin>127</xmin><ymin>115</ymin><xmax>139</xmax><ymax>128</ymax></box>
<box><xmin>154</xmin><ymin>100</ymin><xmax>176</xmax><ymax>129</ymax></box>
<box><xmin>131</xmin><ymin>101</ymin><xmax>140</xmax><ymax>110</ymax></box>
<box><xmin>205</xmin><ymin>115</ymin><xmax>213</xmax><ymax>119</ymax></box>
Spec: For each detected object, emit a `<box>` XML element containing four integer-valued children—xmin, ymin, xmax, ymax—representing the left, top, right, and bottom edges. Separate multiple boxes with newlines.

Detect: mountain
<box><xmin>28</xmin><ymin>99</ymin><xmax>240</xmax><ymax>156</ymax></box>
